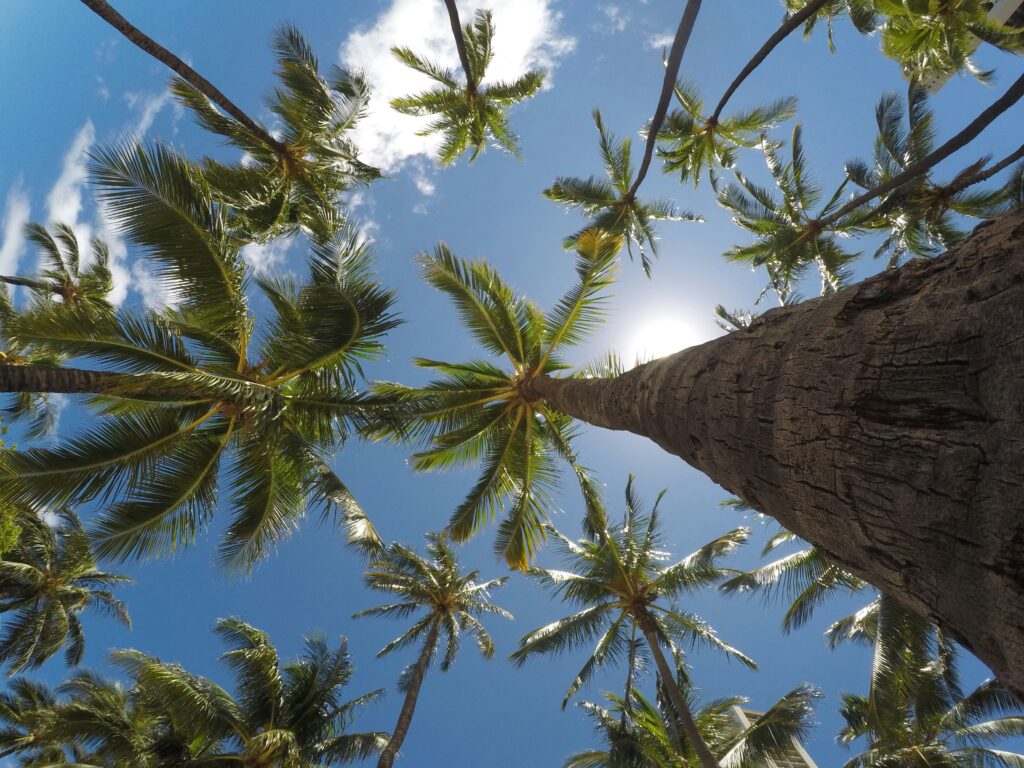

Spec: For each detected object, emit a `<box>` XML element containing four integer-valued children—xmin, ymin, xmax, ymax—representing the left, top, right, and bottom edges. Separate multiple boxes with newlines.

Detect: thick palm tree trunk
<box><xmin>78</xmin><ymin>0</ymin><xmax>284</xmax><ymax>153</ymax></box>
<box><xmin>528</xmin><ymin>210</ymin><xmax>1024</xmax><ymax>698</ymax></box>
<box><xmin>0</xmin><ymin>364</ymin><xmax>114</xmax><ymax>394</ymax></box>
<box><xmin>377</xmin><ymin>623</ymin><xmax>439</xmax><ymax>768</ymax></box>
<box><xmin>638</xmin><ymin>617</ymin><xmax>718</xmax><ymax>768</ymax></box>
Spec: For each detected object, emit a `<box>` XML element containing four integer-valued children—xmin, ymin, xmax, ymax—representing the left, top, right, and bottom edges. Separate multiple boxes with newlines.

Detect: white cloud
<box><xmin>123</xmin><ymin>90</ymin><xmax>171</xmax><ymax>138</ymax></box>
<box><xmin>130</xmin><ymin>257</ymin><xmax>176</xmax><ymax>308</ymax></box>
<box><xmin>340</xmin><ymin>0</ymin><xmax>575</xmax><ymax>173</ymax></box>
<box><xmin>46</xmin><ymin>121</ymin><xmax>95</xmax><ymax>230</ymax></box>
<box><xmin>241</xmin><ymin>239</ymin><xmax>292</xmax><ymax>275</ymax></box>
<box><xmin>0</xmin><ymin>181</ymin><xmax>30</xmax><ymax>276</ymax></box>
<box><xmin>413</xmin><ymin>170</ymin><xmax>436</xmax><ymax>197</ymax></box>
<box><xmin>599</xmin><ymin>4</ymin><xmax>630</xmax><ymax>33</ymax></box>
<box><xmin>96</xmin><ymin>76</ymin><xmax>110</xmax><ymax>102</ymax></box>
<box><xmin>645</xmin><ymin>32</ymin><xmax>675</xmax><ymax>50</ymax></box>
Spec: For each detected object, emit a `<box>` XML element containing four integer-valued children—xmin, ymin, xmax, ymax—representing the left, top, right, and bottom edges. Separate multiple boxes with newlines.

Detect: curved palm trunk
<box><xmin>528</xmin><ymin>209</ymin><xmax>1024</xmax><ymax>699</ymax></box>
<box><xmin>0</xmin><ymin>364</ymin><xmax>115</xmax><ymax>394</ymax></box>
<box><xmin>377</xmin><ymin>623</ymin><xmax>439</xmax><ymax>768</ymax></box>
<box><xmin>637</xmin><ymin>617</ymin><xmax>718</xmax><ymax>768</ymax></box>
<box><xmin>78</xmin><ymin>0</ymin><xmax>284</xmax><ymax>153</ymax></box>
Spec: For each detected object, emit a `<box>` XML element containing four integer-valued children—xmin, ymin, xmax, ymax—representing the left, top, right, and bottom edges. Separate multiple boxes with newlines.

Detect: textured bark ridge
<box><xmin>530</xmin><ymin>209</ymin><xmax>1024</xmax><ymax>697</ymax></box>
<box><xmin>0</xmin><ymin>364</ymin><xmax>116</xmax><ymax>394</ymax></box>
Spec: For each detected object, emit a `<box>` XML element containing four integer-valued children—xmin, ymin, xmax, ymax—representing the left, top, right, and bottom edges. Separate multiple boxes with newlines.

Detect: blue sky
<box><xmin>1</xmin><ymin>1</ymin><xmax>1022</xmax><ymax>766</ymax></box>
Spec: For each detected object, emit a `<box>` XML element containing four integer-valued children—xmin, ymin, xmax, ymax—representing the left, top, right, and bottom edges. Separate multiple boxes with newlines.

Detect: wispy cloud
<box><xmin>240</xmin><ymin>239</ymin><xmax>292</xmax><ymax>275</ymax></box>
<box><xmin>0</xmin><ymin>180</ymin><xmax>31</xmax><ymax>276</ymax></box>
<box><xmin>598</xmin><ymin>4</ymin><xmax>630</xmax><ymax>34</ymax></box>
<box><xmin>645</xmin><ymin>31</ymin><xmax>675</xmax><ymax>50</ymax></box>
<box><xmin>339</xmin><ymin>0</ymin><xmax>575</xmax><ymax>173</ymax></box>
<box><xmin>123</xmin><ymin>89</ymin><xmax>172</xmax><ymax>138</ymax></box>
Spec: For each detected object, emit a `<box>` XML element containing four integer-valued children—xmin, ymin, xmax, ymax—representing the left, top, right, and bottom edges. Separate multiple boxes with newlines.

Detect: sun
<box><xmin>622</xmin><ymin>315</ymin><xmax>703</xmax><ymax>367</ymax></box>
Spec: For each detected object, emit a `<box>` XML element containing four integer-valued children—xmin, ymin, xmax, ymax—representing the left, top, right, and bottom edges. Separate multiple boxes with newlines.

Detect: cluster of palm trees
<box><xmin>1</xmin><ymin>0</ymin><xmax>1023</xmax><ymax>765</ymax></box>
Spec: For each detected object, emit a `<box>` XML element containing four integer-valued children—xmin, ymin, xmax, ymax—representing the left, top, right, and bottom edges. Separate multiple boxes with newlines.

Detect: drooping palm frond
<box><xmin>0</xmin><ymin>507</ymin><xmax>131</xmax><ymax>675</ymax></box>
<box><xmin>391</xmin><ymin>9</ymin><xmax>544</xmax><ymax>165</ymax></box>
<box><xmin>172</xmin><ymin>25</ymin><xmax>378</xmax><ymax>242</ymax></box>
<box><xmin>784</xmin><ymin>0</ymin><xmax>879</xmax><ymax>52</ymax></box>
<box><xmin>546</xmin><ymin>110</ymin><xmax>701</xmax><ymax>276</ymax></box>
<box><xmin>366</xmin><ymin>231</ymin><xmax>618</xmax><ymax>568</ymax></box>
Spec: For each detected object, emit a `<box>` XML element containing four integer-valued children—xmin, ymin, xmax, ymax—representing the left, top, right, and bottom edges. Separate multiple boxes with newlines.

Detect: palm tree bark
<box><xmin>0</xmin><ymin>364</ymin><xmax>115</xmax><ymax>394</ymax></box>
<box><xmin>638</xmin><ymin>616</ymin><xmax>719</xmax><ymax>768</ymax></box>
<box><xmin>377</xmin><ymin>623</ymin><xmax>439</xmax><ymax>768</ymax></box>
<box><xmin>442</xmin><ymin>0</ymin><xmax>475</xmax><ymax>92</ymax></box>
<box><xmin>79</xmin><ymin>0</ymin><xmax>285</xmax><ymax>154</ymax></box>
<box><xmin>527</xmin><ymin>209</ymin><xmax>1024</xmax><ymax>699</ymax></box>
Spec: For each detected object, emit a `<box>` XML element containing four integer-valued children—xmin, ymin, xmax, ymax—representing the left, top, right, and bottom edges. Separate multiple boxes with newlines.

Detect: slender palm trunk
<box><xmin>377</xmin><ymin>623</ymin><xmax>439</xmax><ymax>768</ymax></box>
<box><xmin>442</xmin><ymin>0</ymin><xmax>475</xmax><ymax>92</ymax></box>
<box><xmin>78</xmin><ymin>0</ymin><xmax>284</xmax><ymax>154</ymax></box>
<box><xmin>637</xmin><ymin>616</ymin><xmax>718</xmax><ymax>768</ymax></box>
<box><xmin>527</xmin><ymin>209</ymin><xmax>1024</xmax><ymax>699</ymax></box>
<box><xmin>709</xmin><ymin>0</ymin><xmax>830</xmax><ymax>123</ymax></box>
<box><xmin>627</xmin><ymin>0</ymin><xmax>703</xmax><ymax>198</ymax></box>
<box><xmin>0</xmin><ymin>364</ymin><xmax>115</xmax><ymax>394</ymax></box>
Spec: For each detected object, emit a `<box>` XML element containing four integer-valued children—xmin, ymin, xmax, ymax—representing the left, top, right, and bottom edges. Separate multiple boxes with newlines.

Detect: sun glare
<box><xmin>623</xmin><ymin>316</ymin><xmax>702</xmax><ymax>367</ymax></box>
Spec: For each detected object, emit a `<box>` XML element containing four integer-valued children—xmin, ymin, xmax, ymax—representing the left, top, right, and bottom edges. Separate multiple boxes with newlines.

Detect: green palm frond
<box><xmin>513</xmin><ymin>478</ymin><xmax>752</xmax><ymax>709</ymax></box>
<box><xmin>546</xmin><ymin>110</ymin><xmax>701</xmax><ymax>276</ymax></box>
<box><xmin>390</xmin><ymin>10</ymin><xmax>543</xmax><ymax>165</ymax></box>
<box><xmin>367</xmin><ymin>236</ymin><xmax>618</xmax><ymax>567</ymax></box>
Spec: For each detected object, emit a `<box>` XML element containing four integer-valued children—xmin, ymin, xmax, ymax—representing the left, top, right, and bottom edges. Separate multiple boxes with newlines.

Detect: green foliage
<box><xmin>833</xmin><ymin>594</ymin><xmax>1024</xmax><ymax>768</ymax></box>
<box><xmin>545</xmin><ymin>110</ymin><xmax>701</xmax><ymax>275</ymax></box>
<box><xmin>0</xmin><ymin>508</ymin><xmax>131</xmax><ymax>674</ymax></box>
<box><xmin>391</xmin><ymin>10</ymin><xmax>544</xmax><ymax>165</ymax></box>
<box><xmin>0</xmin><ymin>621</ymin><xmax>387</xmax><ymax>767</ymax></box>
<box><xmin>173</xmin><ymin>25</ymin><xmax>379</xmax><ymax>242</ymax></box>
<box><xmin>845</xmin><ymin>86</ymin><xmax>1007</xmax><ymax>265</ymax></box>
<box><xmin>0</xmin><ymin>155</ymin><xmax>399</xmax><ymax>571</ymax></box>
<box><xmin>657</xmin><ymin>80</ymin><xmax>797</xmax><ymax>188</ymax></box>
<box><xmin>511</xmin><ymin>477</ymin><xmax>754</xmax><ymax>708</ymax></box>
<box><xmin>355</xmin><ymin>532</ymin><xmax>512</xmax><ymax>671</ymax></box>
<box><xmin>568</xmin><ymin>681</ymin><xmax>820</xmax><ymax>768</ymax></box>
<box><xmin>367</xmin><ymin>230</ymin><xmax>618</xmax><ymax>568</ymax></box>
<box><xmin>718</xmin><ymin>124</ymin><xmax>861</xmax><ymax>299</ymax></box>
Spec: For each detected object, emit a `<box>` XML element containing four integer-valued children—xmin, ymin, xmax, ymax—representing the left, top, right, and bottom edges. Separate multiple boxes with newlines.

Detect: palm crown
<box><xmin>846</xmin><ymin>86</ymin><xmax>1007</xmax><ymax>266</ymax></box>
<box><xmin>569</xmin><ymin>681</ymin><xmax>820</xmax><ymax>768</ymax></box>
<box><xmin>657</xmin><ymin>80</ymin><xmax>797</xmax><ymax>189</ymax></box>
<box><xmin>545</xmin><ymin>110</ymin><xmax>700</xmax><ymax>276</ymax></box>
<box><xmin>368</xmin><ymin>231</ymin><xmax>618</xmax><ymax>568</ymax></box>
<box><xmin>511</xmin><ymin>478</ymin><xmax>754</xmax><ymax>708</ymax></box>
<box><xmin>717</xmin><ymin>125</ymin><xmax>861</xmax><ymax>300</ymax></box>
<box><xmin>0</xmin><ymin>142</ymin><xmax>398</xmax><ymax>572</ymax></box>
<box><xmin>390</xmin><ymin>10</ymin><xmax>544</xmax><ymax>165</ymax></box>
<box><xmin>173</xmin><ymin>26</ymin><xmax>379</xmax><ymax>243</ymax></box>
<box><xmin>832</xmin><ymin>594</ymin><xmax>1024</xmax><ymax>768</ymax></box>
<box><xmin>111</xmin><ymin>618</ymin><xmax>388</xmax><ymax>767</ymax></box>
<box><xmin>0</xmin><ymin>508</ymin><xmax>130</xmax><ymax>675</ymax></box>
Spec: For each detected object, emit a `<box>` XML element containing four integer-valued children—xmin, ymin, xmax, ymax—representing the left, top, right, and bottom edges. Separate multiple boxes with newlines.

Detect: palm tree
<box><xmin>544</xmin><ymin>110</ymin><xmax>700</xmax><ymax>275</ymax></box>
<box><xmin>0</xmin><ymin>145</ymin><xmax>398</xmax><ymax>571</ymax></box>
<box><xmin>173</xmin><ymin>26</ymin><xmax>380</xmax><ymax>242</ymax></box>
<box><xmin>367</xmin><ymin>230</ymin><xmax>617</xmax><ymax>568</ymax></box>
<box><xmin>568</xmin><ymin>681</ymin><xmax>820</xmax><ymax>768</ymax></box>
<box><xmin>0</xmin><ymin>508</ymin><xmax>130</xmax><ymax>675</ymax></box>
<box><xmin>717</xmin><ymin>125</ymin><xmax>861</xmax><ymax>299</ymax></box>
<box><xmin>511</xmin><ymin>478</ymin><xmax>754</xmax><ymax>768</ymax></box>
<box><xmin>0</xmin><ymin>677</ymin><xmax>65</xmax><ymax>764</ymax></box>
<box><xmin>831</xmin><ymin>593</ymin><xmax>1024</xmax><ymax>767</ymax></box>
<box><xmin>845</xmin><ymin>86</ymin><xmax>1007</xmax><ymax>266</ymax></box>
<box><xmin>657</xmin><ymin>81</ymin><xmax>796</xmax><ymax>188</ymax></box>
<box><xmin>81</xmin><ymin>1</ymin><xmax>376</xmax><ymax>242</ymax></box>
<box><xmin>112</xmin><ymin>618</ymin><xmax>388</xmax><ymax>767</ymax></box>
<box><xmin>784</xmin><ymin>0</ymin><xmax>879</xmax><ymax>52</ymax></box>
<box><xmin>354</xmin><ymin>533</ymin><xmax>512</xmax><ymax>768</ymax></box>
<box><xmin>390</xmin><ymin>9</ymin><xmax>544</xmax><ymax>165</ymax></box>
<box><xmin>1</xmin><ymin>223</ymin><xmax>113</xmax><ymax>313</ymax></box>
